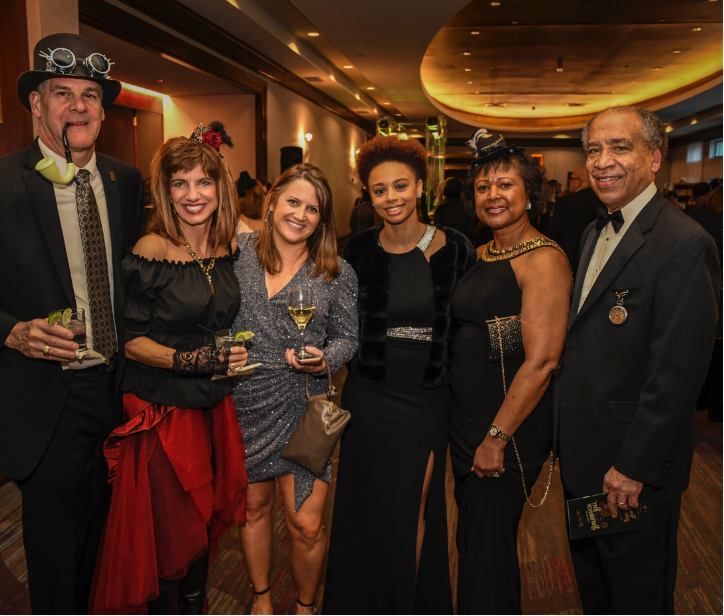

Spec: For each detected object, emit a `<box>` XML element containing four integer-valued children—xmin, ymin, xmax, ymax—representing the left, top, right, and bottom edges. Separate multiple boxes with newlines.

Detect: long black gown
<box><xmin>449</xmin><ymin>255</ymin><xmax>553</xmax><ymax>615</ymax></box>
<box><xmin>324</xmin><ymin>246</ymin><xmax>453</xmax><ymax>614</ymax></box>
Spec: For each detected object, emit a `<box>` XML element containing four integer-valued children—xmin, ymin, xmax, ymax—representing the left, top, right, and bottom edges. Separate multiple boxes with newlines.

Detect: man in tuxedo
<box><xmin>0</xmin><ymin>33</ymin><xmax>143</xmax><ymax>612</ymax></box>
<box><xmin>546</xmin><ymin>167</ymin><xmax>601</xmax><ymax>275</ymax></box>
<box><xmin>555</xmin><ymin>106</ymin><xmax>719</xmax><ymax>614</ymax></box>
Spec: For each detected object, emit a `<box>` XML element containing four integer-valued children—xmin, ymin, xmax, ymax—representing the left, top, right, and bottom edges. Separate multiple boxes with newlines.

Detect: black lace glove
<box><xmin>172</xmin><ymin>343</ymin><xmax>231</xmax><ymax>376</ymax></box>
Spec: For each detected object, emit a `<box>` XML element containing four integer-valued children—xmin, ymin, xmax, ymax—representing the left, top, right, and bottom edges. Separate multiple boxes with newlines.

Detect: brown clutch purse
<box><xmin>281</xmin><ymin>361</ymin><xmax>351</xmax><ymax>477</ymax></box>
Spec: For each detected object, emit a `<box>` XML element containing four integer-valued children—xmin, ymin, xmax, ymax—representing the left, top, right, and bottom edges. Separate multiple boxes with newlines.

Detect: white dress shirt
<box><xmin>39</xmin><ymin>139</ymin><xmax>116</xmax><ymax>369</ymax></box>
<box><xmin>578</xmin><ymin>182</ymin><xmax>657</xmax><ymax>312</ymax></box>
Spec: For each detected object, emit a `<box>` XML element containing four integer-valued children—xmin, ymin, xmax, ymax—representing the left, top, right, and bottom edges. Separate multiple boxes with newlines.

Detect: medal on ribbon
<box><xmin>609</xmin><ymin>290</ymin><xmax>629</xmax><ymax>325</ymax></box>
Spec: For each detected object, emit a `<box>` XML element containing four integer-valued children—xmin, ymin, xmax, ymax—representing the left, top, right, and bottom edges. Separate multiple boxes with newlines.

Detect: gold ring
<box><xmin>43</xmin><ymin>345</ymin><xmax>50</xmax><ymax>357</ymax></box>
<box><xmin>492</xmin><ymin>472</ymin><xmax>500</xmax><ymax>478</ymax></box>
<box><xmin>618</xmin><ymin>502</ymin><xmax>626</xmax><ymax>506</ymax></box>
<box><xmin>230</xmin><ymin>362</ymin><xmax>234</xmax><ymax>370</ymax></box>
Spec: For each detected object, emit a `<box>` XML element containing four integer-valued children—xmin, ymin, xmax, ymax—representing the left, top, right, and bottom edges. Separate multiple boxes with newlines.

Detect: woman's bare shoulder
<box><xmin>133</xmin><ymin>234</ymin><xmax>171</xmax><ymax>261</ymax></box>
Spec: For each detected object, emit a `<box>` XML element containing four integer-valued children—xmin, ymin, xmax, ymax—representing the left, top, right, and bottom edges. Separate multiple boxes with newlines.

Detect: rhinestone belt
<box><xmin>386</xmin><ymin>326</ymin><xmax>433</xmax><ymax>342</ymax></box>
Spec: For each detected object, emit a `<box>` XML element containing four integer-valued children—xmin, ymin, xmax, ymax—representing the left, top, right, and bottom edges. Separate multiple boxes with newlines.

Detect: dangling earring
<box><xmin>525</xmin><ymin>202</ymin><xmax>532</xmax><ymax>211</ymax></box>
<box><xmin>417</xmin><ymin>193</ymin><xmax>422</xmax><ymax>199</ymax></box>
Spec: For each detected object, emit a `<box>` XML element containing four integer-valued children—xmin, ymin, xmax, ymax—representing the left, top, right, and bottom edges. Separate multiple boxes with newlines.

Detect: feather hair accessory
<box><xmin>467</xmin><ymin>128</ymin><xmax>489</xmax><ymax>155</ymax></box>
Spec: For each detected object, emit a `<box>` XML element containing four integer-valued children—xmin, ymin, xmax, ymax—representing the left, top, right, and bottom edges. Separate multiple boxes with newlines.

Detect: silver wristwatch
<box><xmin>488</xmin><ymin>424</ymin><xmax>513</xmax><ymax>442</ymax></box>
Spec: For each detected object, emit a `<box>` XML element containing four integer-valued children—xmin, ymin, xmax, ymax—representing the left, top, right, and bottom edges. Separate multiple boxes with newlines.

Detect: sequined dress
<box><xmin>231</xmin><ymin>233</ymin><xmax>358</xmax><ymax>510</ymax></box>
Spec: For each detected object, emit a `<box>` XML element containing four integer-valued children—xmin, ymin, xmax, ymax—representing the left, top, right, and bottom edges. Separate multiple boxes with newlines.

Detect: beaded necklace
<box><xmin>481</xmin><ymin>237</ymin><xmax>571</xmax><ymax>272</ymax></box>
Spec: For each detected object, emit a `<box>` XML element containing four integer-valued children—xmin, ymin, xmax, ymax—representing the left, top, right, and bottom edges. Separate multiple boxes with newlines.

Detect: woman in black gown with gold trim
<box><xmin>324</xmin><ymin>136</ymin><xmax>475</xmax><ymax>614</ymax></box>
<box><xmin>449</xmin><ymin>132</ymin><xmax>572</xmax><ymax>614</ymax></box>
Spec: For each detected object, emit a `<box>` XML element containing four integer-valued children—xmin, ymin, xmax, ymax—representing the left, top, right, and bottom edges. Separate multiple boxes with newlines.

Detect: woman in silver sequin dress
<box><xmin>231</xmin><ymin>164</ymin><xmax>358</xmax><ymax>615</ymax></box>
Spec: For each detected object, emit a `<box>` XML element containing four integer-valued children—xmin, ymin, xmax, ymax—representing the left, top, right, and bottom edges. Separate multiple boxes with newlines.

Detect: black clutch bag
<box><xmin>486</xmin><ymin>315</ymin><xmax>523</xmax><ymax>362</ymax></box>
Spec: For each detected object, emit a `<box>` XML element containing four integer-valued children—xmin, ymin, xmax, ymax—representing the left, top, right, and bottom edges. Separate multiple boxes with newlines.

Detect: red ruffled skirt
<box><xmin>91</xmin><ymin>393</ymin><xmax>248</xmax><ymax>614</ymax></box>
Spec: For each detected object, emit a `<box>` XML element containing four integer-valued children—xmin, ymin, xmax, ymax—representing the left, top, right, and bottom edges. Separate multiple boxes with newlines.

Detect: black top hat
<box><xmin>17</xmin><ymin>33</ymin><xmax>122</xmax><ymax>111</ymax></box>
<box><xmin>467</xmin><ymin>128</ymin><xmax>519</xmax><ymax>166</ymax></box>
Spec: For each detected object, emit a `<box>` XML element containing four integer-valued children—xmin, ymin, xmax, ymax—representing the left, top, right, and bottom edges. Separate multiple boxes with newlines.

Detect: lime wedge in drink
<box><xmin>48</xmin><ymin>311</ymin><xmax>63</xmax><ymax>325</ymax></box>
<box><xmin>61</xmin><ymin>308</ymin><xmax>73</xmax><ymax>326</ymax></box>
<box><xmin>234</xmin><ymin>331</ymin><xmax>255</xmax><ymax>342</ymax></box>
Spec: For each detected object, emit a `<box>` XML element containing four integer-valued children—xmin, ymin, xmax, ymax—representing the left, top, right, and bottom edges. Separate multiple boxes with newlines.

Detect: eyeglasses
<box><xmin>38</xmin><ymin>48</ymin><xmax>114</xmax><ymax>79</ymax></box>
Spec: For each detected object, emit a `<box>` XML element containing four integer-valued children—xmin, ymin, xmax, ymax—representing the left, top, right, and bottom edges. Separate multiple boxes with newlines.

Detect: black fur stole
<box><xmin>344</xmin><ymin>224</ymin><xmax>476</xmax><ymax>388</ymax></box>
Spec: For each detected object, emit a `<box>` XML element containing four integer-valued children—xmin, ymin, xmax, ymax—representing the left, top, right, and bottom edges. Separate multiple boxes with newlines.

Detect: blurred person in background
<box><xmin>434</xmin><ymin>177</ymin><xmax>477</xmax><ymax>243</ymax></box>
<box><xmin>547</xmin><ymin>166</ymin><xmax>603</xmax><ymax>276</ymax></box>
<box><xmin>349</xmin><ymin>186</ymin><xmax>376</xmax><ymax>235</ymax></box>
<box><xmin>237</xmin><ymin>171</ymin><xmax>265</xmax><ymax>234</ymax></box>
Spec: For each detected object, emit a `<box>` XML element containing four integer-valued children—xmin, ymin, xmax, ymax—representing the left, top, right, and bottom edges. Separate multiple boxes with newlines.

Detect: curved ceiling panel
<box><xmin>421</xmin><ymin>0</ymin><xmax>723</xmax><ymax>131</ymax></box>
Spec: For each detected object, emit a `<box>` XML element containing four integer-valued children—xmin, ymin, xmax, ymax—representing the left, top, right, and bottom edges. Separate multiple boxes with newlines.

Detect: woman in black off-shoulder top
<box><xmin>91</xmin><ymin>134</ymin><xmax>249</xmax><ymax>615</ymax></box>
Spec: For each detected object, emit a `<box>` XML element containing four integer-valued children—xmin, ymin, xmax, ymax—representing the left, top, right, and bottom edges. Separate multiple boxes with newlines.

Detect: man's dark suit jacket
<box><xmin>547</xmin><ymin>188</ymin><xmax>601</xmax><ymax>274</ymax></box>
<box><xmin>554</xmin><ymin>193</ymin><xmax>720</xmax><ymax>503</ymax></box>
<box><xmin>0</xmin><ymin>139</ymin><xmax>143</xmax><ymax>480</ymax></box>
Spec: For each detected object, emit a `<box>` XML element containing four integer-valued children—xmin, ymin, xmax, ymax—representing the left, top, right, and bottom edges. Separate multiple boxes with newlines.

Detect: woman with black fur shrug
<box><xmin>324</xmin><ymin>136</ymin><xmax>476</xmax><ymax>614</ymax></box>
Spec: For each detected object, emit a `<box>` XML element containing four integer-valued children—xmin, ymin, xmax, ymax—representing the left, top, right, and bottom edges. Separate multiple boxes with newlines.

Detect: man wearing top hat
<box><xmin>0</xmin><ymin>33</ymin><xmax>143</xmax><ymax>612</ymax></box>
<box><xmin>554</xmin><ymin>106</ymin><xmax>720</xmax><ymax>613</ymax></box>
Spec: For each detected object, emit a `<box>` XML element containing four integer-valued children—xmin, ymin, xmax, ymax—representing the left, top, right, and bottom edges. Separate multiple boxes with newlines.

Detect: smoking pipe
<box><xmin>35</xmin><ymin>123</ymin><xmax>76</xmax><ymax>184</ymax></box>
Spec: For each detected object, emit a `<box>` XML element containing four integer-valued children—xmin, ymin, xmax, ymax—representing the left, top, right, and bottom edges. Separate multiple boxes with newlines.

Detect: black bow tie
<box><xmin>596</xmin><ymin>208</ymin><xmax>625</xmax><ymax>233</ymax></box>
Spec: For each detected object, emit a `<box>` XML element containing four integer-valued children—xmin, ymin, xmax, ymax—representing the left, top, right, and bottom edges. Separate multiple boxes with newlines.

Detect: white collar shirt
<box><xmin>38</xmin><ymin>138</ymin><xmax>116</xmax><ymax>369</ymax></box>
<box><xmin>578</xmin><ymin>182</ymin><xmax>657</xmax><ymax>312</ymax></box>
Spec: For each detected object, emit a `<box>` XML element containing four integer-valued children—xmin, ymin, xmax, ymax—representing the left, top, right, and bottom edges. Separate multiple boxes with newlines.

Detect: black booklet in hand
<box><xmin>566</xmin><ymin>493</ymin><xmax>652</xmax><ymax>540</ymax></box>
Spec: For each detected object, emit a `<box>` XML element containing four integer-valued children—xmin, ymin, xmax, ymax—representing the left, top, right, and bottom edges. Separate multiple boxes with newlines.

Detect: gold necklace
<box><xmin>182</xmin><ymin>235</ymin><xmax>216</xmax><ymax>295</ymax></box>
<box><xmin>481</xmin><ymin>237</ymin><xmax>571</xmax><ymax>272</ymax></box>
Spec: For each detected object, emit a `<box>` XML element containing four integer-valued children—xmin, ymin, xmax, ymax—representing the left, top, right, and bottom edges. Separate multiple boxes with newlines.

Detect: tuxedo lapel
<box><xmin>569</xmin><ymin>227</ymin><xmax>597</xmax><ymax>329</ymax></box>
<box><xmin>571</xmin><ymin>221</ymin><xmax>645</xmax><ymax>328</ymax></box>
<box><xmin>22</xmin><ymin>141</ymin><xmax>75</xmax><ymax>307</ymax></box>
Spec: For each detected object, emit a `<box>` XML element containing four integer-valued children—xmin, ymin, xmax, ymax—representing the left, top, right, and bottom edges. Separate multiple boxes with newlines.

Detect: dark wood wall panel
<box><xmin>96</xmin><ymin>106</ymin><xmax>136</xmax><ymax>167</ymax></box>
<box><xmin>0</xmin><ymin>0</ymin><xmax>34</xmax><ymax>157</ymax></box>
<box><xmin>135</xmin><ymin>109</ymin><xmax>163</xmax><ymax>180</ymax></box>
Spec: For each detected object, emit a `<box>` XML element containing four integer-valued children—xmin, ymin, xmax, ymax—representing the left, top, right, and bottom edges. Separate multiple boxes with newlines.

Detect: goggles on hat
<box><xmin>38</xmin><ymin>48</ymin><xmax>114</xmax><ymax>79</ymax></box>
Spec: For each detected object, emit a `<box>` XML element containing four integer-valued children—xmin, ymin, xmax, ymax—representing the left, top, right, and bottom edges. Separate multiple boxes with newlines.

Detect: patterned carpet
<box><xmin>1</xmin><ymin>378</ymin><xmax>721</xmax><ymax>614</ymax></box>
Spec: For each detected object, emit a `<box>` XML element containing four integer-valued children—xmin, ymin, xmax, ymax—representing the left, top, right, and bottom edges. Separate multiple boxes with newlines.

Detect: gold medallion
<box><xmin>609</xmin><ymin>305</ymin><xmax>628</xmax><ymax>325</ymax></box>
<box><xmin>609</xmin><ymin>290</ymin><xmax>629</xmax><ymax>325</ymax></box>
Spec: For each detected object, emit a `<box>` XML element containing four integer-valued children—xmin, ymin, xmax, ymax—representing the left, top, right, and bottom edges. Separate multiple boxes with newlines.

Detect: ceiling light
<box><xmin>691</xmin><ymin>119</ymin><xmax>698</xmax><ymax>125</ymax></box>
<box><xmin>395</xmin><ymin>113</ymin><xmax>402</xmax><ymax>116</ymax></box>
<box><xmin>470</xmin><ymin>31</ymin><xmax>480</xmax><ymax>35</ymax></box>
<box><xmin>383</xmin><ymin>102</ymin><xmax>390</xmax><ymax>105</ymax></box>
<box><xmin>512</xmin><ymin>21</ymin><xmax>518</xmax><ymax>24</ymax></box>
<box><xmin>355</xmin><ymin>93</ymin><xmax>361</xmax><ymax>100</ymax></box>
<box><xmin>554</xmin><ymin>135</ymin><xmax>570</xmax><ymax>139</ymax></box>
<box><xmin>673</xmin><ymin>50</ymin><xmax>681</xmax><ymax>54</ymax></box>
<box><xmin>490</xmin><ymin>1</ymin><xmax>501</xmax><ymax>5</ymax></box>
<box><xmin>463</xmin><ymin>51</ymin><xmax>471</xmax><ymax>56</ymax></box>
<box><xmin>692</xmin><ymin>27</ymin><xmax>702</xmax><ymax>31</ymax></box>
<box><xmin>156</xmin><ymin>79</ymin><xmax>163</xmax><ymax>83</ymax></box>
<box><xmin>307</xmin><ymin>32</ymin><xmax>319</xmax><ymax>37</ymax></box>
<box><xmin>665</xmin><ymin>125</ymin><xmax>673</xmax><ymax>133</ymax></box>
<box><xmin>556</xmin><ymin>55</ymin><xmax>563</xmax><ymax>72</ymax></box>
<box><xmin>467</xmin><ymin>81</ymin><xmax>473</xmax><ymax>84</ymax></box>
<box><xmin>343</xmin><ymin>65</ymin><xmax>353</xmax><ymax>68</ymax></box>
<box><xmin>652</xmin><ymin>67</ymin><xmax>660</xmax><ymax>70</ymax></box>
<box><xmin>366</xmin><ymin>86</ymin><xmax>375</xmax><ymax>90</ymax></box>
<box><xmin>465</xmin><ymin>68</ymin><xmax>472</xmax><ymax>72</ymax></box>
<box><xmin>305</xmin><ymin>133</ymin><xmax>313</xmax><ymax>142</ymax></box>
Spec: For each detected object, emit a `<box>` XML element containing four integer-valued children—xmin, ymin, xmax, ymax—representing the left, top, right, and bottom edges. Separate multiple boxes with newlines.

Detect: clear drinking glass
<box><xmin>63</xmin><ymin>309</ymin><xmax>87</xmax><ymax>351</ymax></box>
<box><xmin>287</xmin><ymin>286</ymin><xmax>317</xmax><ymax>361</ymax></box>
<box><xmin>215</xmin><ymin>329</ymin><xmax>237</xmax><ymax>350</ymax></box>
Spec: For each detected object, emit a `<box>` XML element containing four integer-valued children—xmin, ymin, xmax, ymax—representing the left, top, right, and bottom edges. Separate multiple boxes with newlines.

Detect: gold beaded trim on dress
<box><xmin>481</xmin><ymin>237</ymin><xmax>571</xmax><ymax>272</ymax></box>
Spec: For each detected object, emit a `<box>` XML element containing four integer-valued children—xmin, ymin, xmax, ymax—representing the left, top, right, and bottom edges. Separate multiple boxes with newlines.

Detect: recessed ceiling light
<box><xmin>383</xmin><ymin>102</ymin><xmax>390</xmax><ymax>105</ymax></box>
<box><xmin>490</xmin><ymin>1</ymin><xmax>501</xmax><ymax>5</ymax></box>
<box><xmin>307</xmin><ymin>32</ymin><xmax>319</xmax><ymax>37</ymax></box>
<box><xmin>465</xmin><ymin>68</ymin><xmax>472</xmax><ymax>72</ymax></box>
<box><xmin>470</xmin><ymin>31</ymin><xmax>480</xmax><ymax>35</ymax></box>
<box><xmin>691</xmin><ymin>119</ymin><xmax>698</xmax><ymax>125</ymax></box>
<box><xmin>343</xmin><ymin>65</ymin><xmax>353</xmax><ymax>68</ymax></box>
<box><xmin>554</xmin><ymin>135</ymin><xmax>570</xmax><ymax>139</ymax></box>
<box><xmin>156</xmin><ymin>79</ymin><xmax>163</xmax><ymax>83</ymax></box>
<box><xmin>611</xmin><ymin>91</ymin><xmax>617</xmax><ymax>94</ymax></box>
<box><xmin>395</xmin><ymin>113</ymin><xmax>402</xmax><ymax>116</ymax></box>
<box><xmin>512</xmin><ymin>21</ymin><xmax>518</xmax><ymax>24</ymax></box>
<box><xmin>467</xmin><ymin>81</ymin><xmax>473</xmax><ymax>84</ymax></box>
<box><xmin>692</xmin><ymin>27</ymin><xmax>702</xmax><ymax>31</ymax></box>
<box><xmin>666</xmin><ymin>125</ymin><xmax>673</xmax><ymax>132</ymax></box>
<box><xmin>366</xmin><ymin>86</ymin><xmax>375</xmax><ymax>90</ymax></box>
<box><xmin>463</xmin><ymin>51</ymin><xmax>471</xmax><ymax>56</ymax></box>
<box><xmin>672</xmin><ymin>50</ymin><xmax>681</xmax><ymax>54</ymax></box>
<box><xmin>652</xmin><ymin>67</ymin><xmax>660</xmax><ymax>70</ymax></box>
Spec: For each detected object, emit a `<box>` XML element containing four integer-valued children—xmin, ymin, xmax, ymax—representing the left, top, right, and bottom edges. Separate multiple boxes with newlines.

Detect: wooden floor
<box><xmin>1</xmin><ymin>371</ymin><xmax>721</xmax><ymax>614</ymax></box>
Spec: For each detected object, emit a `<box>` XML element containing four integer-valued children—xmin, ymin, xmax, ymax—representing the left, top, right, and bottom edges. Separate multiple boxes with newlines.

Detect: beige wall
<box><xmin>264</xmin><ymin>79</ymin><xmax>369</xmax><ymax>237</ymax></box>
<box><xmin>526</xmin><ymin>147</ymin><xmax>587</xmax><ymax>189</ymax></box>
<box><xmin>162</xmin><ymin>94</ymin><xmax>257</xmax><ymax>187</ymax></box>
<box><xmin>665</xmin><ymin>140</ymin><xmax>723</xmax><ymax>185</ymax></box>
